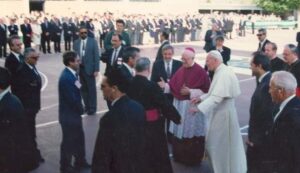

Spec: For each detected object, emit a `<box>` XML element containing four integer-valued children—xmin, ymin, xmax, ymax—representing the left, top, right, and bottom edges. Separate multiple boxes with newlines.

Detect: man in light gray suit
<box><xmin>73</xmin><ymin>26</ymin><xmax>100</xmax><ymax>115</ymax></box>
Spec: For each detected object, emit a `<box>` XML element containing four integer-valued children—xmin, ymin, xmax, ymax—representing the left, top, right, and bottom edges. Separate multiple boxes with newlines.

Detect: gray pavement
<box><xmin>0</xmin><ymin>29</ymin><xmax>297</xmax><ymax>173</ymax></box>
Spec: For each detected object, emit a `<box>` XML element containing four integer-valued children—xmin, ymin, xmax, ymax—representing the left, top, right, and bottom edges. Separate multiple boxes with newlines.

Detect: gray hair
<box><xmin>162</xmin><ymin>44</ymin><xmax>174</xmax><ymax>53</ymax></box>
<box><xmin>208</xmin><ymin>50</ymin><xmax>223</xmax><ymax>62</ymax></box>
<box><xmin>271</xmin><ymin>71</ymin><xmax>297</xmax><ymax>94</ymax></box>
<box><xmin>23</xmin><ymin>48</ymin><xmax>36</xmax><ymax>59</ymax></box>
<box><xmin>258</xmin><ymin>28</ymin><xmax>267</xmax><ymax>34</ymax></box>
<box><xmin>285</xmin><ymin>44</ymin><xmax>298</xmax><ymax>56</ymax></box>
<box><xmin>135</xmin><ymin>57</ymin><xmax>151</xmax><ymax>72</ymax></box>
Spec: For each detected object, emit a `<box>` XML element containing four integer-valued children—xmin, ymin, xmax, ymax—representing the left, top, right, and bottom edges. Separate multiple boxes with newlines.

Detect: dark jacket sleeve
<box><xmin>150</xmin><ymin>83</ymin><xmax>181</xmax><ymax>124</ymax></box>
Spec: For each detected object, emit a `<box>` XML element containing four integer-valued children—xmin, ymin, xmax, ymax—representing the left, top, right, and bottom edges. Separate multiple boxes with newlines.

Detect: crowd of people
<box><xmin>0</xmin><ymin>11</ymin><xmax>284</xmax><ymax>59</ymax></box>
<box><xmin>0</xmin><ymin>10</ymin><xmax>300</xmax><ymax>173</ymax></box>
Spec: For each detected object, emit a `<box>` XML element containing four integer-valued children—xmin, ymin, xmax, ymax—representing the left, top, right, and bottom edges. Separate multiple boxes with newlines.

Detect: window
<box><xmin>130</xmin><ymin>0</ymin><xmax>160</xmax><ymax>1</ymax></box>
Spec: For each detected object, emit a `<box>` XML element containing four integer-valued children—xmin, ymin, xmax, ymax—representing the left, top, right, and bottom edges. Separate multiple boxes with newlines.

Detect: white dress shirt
<box><xmin>274</xmin><ymin>94</ymin><xmax>296</xmax><ymax>122</ymax></box>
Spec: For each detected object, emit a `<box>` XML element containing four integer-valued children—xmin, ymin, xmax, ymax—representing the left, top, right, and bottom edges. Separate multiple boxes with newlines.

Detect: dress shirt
<box><xmin>11</xmin><ymin>51</ymin><xmax>21</xmax><ymax>62</ymax></box>
<box><xmin>0</xmin><ymin>88</ymin><xmax>10</xmax><ymax>101</ymax></box>
<box><xmin>81</xmin><ymin>39</ymin><xmax>87</xmax><ymax>57</ymax></box>
<box><xmin>111</xmin><ymin>96</ymin><xmax>122</xmax><ymax>106</ymax></box>
<box><xmin>274</xmin><ymin>94</ymin><xmax>296</xmax><ymax>122</ymax></box>
<box><xmin>111</xmin><ymin>46</ymin><xmax>121</xmax><ymax>65</ymax></box>
<box><xmin>123</xmin><ymin>63</ymin><xmax>135</xmax><ymax>76</ymax></box>
<box><xmin>164</xmin><ymin>59</ymin><xmax>173</xmax><ymax>78</ymax></box>
<box><xmin>258</xmin><ymin>71</ymin><xmax>270</xmax><ymax>83</ymax></box>
<box><xmin>67</xmin><ymin>67</ymin><xmax>77</xmax><ymax>79</ymax></box>
<box><xmin>26</xmin><ymin>63</ymin><xmax>39</xmax><ymax>76</ymax></box>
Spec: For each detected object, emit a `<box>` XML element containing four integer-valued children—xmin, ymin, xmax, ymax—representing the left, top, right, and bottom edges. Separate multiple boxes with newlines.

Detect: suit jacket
<box><xmin>287</xmin><ymin>59</ymin><xmax>300</xmax><ymax>88</ymax></box>
<box><xmin>151</xmin><ymin>59</ymin><xmax>182</xmax><ymax>83</ymax></box>
<box><xmin>101</xmin><ymin>46</ymin><xmax>124</xmax><ymax>76</ymax></box>
<box><xmin>41</xmin><ymin>22</ymin><xmax>52</xmax><ymax>38</ymax></box>
<box><xmin>119</xmin><ymin>64</ymin><xmax>134</xmax><ymax>82</ymax></box>
<box><xmin>155</xmin><ymin>40</ymin><xmax>170</xmax><ymax>61</ymax></box>
<box><xmin>270</xmin><ymin>57</ymin><xmax>286</xmax><ymax>72</ymax></box>
<box><xmin>248</xmin><ymin>72</ymin><xmax>274</xmax><ymax>146</ymax></box>
<box><xmin>13</xmin><ymin>64</ymin><xmax>42</xmax><ymax>112</ymax></box>
<box><xmin>212</xmin><ymin>46</ymin><xmax>231</xmax><ymax>65</ymax></box>
<box><xmin>4</xmin><ymin>53</ymin><xmax>23</xmax><ymax>75</ymax></box>
<box><xmin>203</xmin><ymin>29</ymin><xmax>222</xmax><ymax>52</ymax></box>
<box><xmin>104</xmin><ymin>31</ymin><xmax>131</xmax><ymax>50</ymax></box>
<box><xmin>20</xmin><ymin>24</ymin><xmax>32</xmax><ymax>38</ymax></box>
<box><xmin>268</xmin><ymin>96</ymin><xmax>300</xmax><ymax>173</ymax></box>
<box><xmin>0</xmin><ymin>92</ymin><xmax>39</xmax><ymax>172</ymax></box>
<box><xmin>0</xmin><ymin>24</ymin><xmax>7</xmax><ymax>44</ymax></box>
<box><xmin>58</xmin><ymin>68</ymin><xmax>84</xmax><ymax>125</ymax></box>
<box><xmin>8</xmin><ymin>24</ymin><xmax>18</xmax><ymax>36</ymax></box>
<box><xmin>92</xmin><ymin>96</ymin><xmax>146</xmax><ymax>173</ymax></box>
<box><xmin>73</xmin><ymin>37</ymin><xmax>100</xmax><ymax>75</ymax></box>
<box><xmin>258</xmin><ymin>39</ymin><xmax>271</xmax><ymax>52</ymax></box>
<box><xmin>62</xmin><ymin>22</ymin><xmax>72</xmax><ymax>39</ymax></box>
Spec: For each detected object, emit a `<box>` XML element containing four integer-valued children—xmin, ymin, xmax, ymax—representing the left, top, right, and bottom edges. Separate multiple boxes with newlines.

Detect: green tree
<box><xmin>255</xmin><ymin>0</ymin><xmax>300</xmax><ymax>15</ymax></box>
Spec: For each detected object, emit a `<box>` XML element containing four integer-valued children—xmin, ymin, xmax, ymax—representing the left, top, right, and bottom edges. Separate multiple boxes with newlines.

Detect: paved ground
<box><xmin>0</xmin><ymin>29</ymin><xmax>298</xmax><ymax>173</ymax></box>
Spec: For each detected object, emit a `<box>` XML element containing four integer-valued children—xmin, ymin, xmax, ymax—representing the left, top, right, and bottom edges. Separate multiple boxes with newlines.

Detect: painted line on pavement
<box><xmin>36</xmin><ymin>109</ymin><xmax>108</xmax><ymax>128</ymax></box>
<box><xmin>239</xmin><ymin>77</ymin><xmax>255</xmax><ymax>83</ymax></box>
<box><xmin>41</xmin><ymin>103</ymin><xmax>59</xmax><ymax>111</ymax></box>
<box><xmin>39</xmin><ymin>70</ymin><xmax>48</xmax><ymax>92</ymax></box>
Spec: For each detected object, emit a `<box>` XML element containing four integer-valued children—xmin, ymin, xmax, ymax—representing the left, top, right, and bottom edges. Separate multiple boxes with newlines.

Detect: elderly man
<box><xmin>127</xmin><ymin>57</ymin><xmax>181</xmax><ymax>173</ymax></box>
<box><xmin>192</xmin><ymin>50</ymin><xmax>247</xmax><ymax>173</ymax></box>
<box><xmin>264</xmin><ymin>42</ymin><xmax>286</xmax><ymax>72</ymax></box>
<box><xmin>282</xmin><ymin>44</ymin><xmax>300</xmax><ymax>97</ymax></box>
<box><xmin>159</xmin><ymin>47</ymin><xmax>210</xmax><ymax>165</ymax></box>
<box><xmin>268</xmin><ymin>71</ymin><xmax>300</xmax><ymax>173</ymax></box>
<box><xmin>13</xmin><ymin>48</ymin><xmax>44</xmax><ymax>163</ymax></box>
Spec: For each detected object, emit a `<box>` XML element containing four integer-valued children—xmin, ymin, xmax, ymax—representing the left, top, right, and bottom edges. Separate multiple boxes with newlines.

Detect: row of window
<box><xmin>45</xmin><ymin>0</ymin><xmax>160</xmax><ymax>2</ymax></box>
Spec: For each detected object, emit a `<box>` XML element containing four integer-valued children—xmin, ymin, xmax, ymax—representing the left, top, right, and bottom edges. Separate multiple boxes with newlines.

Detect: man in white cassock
<box><xmin>191</xmin><ymin>50</ymin><xmax>247</xmax><ymax>173</ymax></box>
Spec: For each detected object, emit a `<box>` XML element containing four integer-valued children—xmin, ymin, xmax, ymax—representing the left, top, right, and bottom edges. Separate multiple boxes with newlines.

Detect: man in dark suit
<box><xmin>63</xmin><ymin>18</ymin><xmax>73</xmax><ymax>51</ymax></box>
<box><xmin>13</xmin><ymin>48</ymin><xmax>44</xmax><ymax>164</ymax></box>
<box><xmin>92</xmin><ymin>68</ymin><xmax>147</xmax><ymax>173</ymax></box>
<box><xmin>268</xmin><ymin>71</ymin><xmax>300</xmax><ymax>173</ymax></box>
<box><xmin>86</xmin><ymin>19</ymin><xmax>95</xmax><ymax>38</ymax></box>
<box><xmin>0</xmin><ymin>67</ymin><xmax>39</xmax><ymax>173</ymax></box>
<box><xmin>151</xmin><ymin>44</ymin><xmax>182</xmax><ymax>84</ymax></box>
<box><xmin>264</xmin><ymin>42</ymin><xmax>286</xmax><ymax>72</ymax></box>
<box><xmin>257</xmin><ymin>28</ymin><xmax>271</xmax><ymax>52</ymax></box>
<box><xmin>127</xmin><ymin>57</ymin><xmax>181</xmax><ymax>173</ymax></box>
<box><xmin>5</xmin><ymin>35</ymin><xmax>24</xmax><ymax>93</ymax></box>
<box><xmin>119</xmin><ymin>46</ymin><xmax>140</xmax><ymax>82</ymax></box>
<box><xmin>101</xmin><ymin>34</ymin><xmax>124</xmax><ymax>76</ymax></box>
<box><xmin>8</xmin><ymin>18</ymin><xmax>19</xmax><ymax>36</ymax></box>
<box><xmin>203</xmin><ymin>23</ymin><xmax>222</xmax><ymax>52</ymax></box>
<box><xmin>247</xmin><ymin>52</ymin><xmax>274</xmax><ymax>173</ymax></box>
<box><xmin>212</xmin><ymin>36</ymin><xmax>231</xmax><ymax>65</ymax></box>
<box><xmin>20</xmin><ymin>18</ymin><xmax>32</xmax><ymax>48</ymax></box>
<box><xmin>59</xmin><ymin>51</ymin><xmax>90</xmax><ymax>173</ymax></box>
<box><xmin>283</xmin><ymin>44</ymin><xmax>300</xmax><ymax>97</ymax></box>
<box><xmin>155</xmin><ymin>31</ymin><xmax>170</xmax><ymax>61</ymax></box>
<box><xmin>73</xmin><ymin>26</ymin><xmax>100</xmax><ymax>115</ymax></box>
<box><xmin>0</xmin><ymin>18</ymin><xmax>7</xmax><ymax>58</ymax></box>
<box><xmin>104</xmin><ymin>19</ymin><xmax>131</xmax><ymax>50</ymax></box>
<box><xmin>51</xmin><ymin>18</ymin><xmax>62</xmax><ymax>53</ymax></box>
<box><xmin>41</xmin><ymin>17</ymin><xmax>52</xmax><ymax>54</ymax></box>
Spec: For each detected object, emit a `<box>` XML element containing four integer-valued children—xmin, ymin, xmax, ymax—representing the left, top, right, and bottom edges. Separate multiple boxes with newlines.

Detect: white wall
<box><xmin>0</xmin><ymin>0</ymin><xmax>29</xmax><ymax>16</ymax></box>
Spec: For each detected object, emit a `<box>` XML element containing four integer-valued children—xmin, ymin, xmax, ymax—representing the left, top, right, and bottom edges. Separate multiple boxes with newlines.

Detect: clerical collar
<box><xmin>0</xmin><ymin>87</ymin><xmax>10</xmax><ymax>101</ymax></box>
<box><xmin>66</xmin><ymin>67</ymin><xmax>77</xmax><ymax>78</ymax></box>
<box><xmin>258</xmin><ymin>71</ymin><xmax>270</xmax><ymax>83</ymax></box>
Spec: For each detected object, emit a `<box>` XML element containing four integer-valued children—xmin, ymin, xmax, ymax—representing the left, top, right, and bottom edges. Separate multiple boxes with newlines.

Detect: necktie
<box><xmin>272</xmin><ymin>105</ymin><xmax>280</xmax><ymax>122</ymax></box>
<box><xmin>32</xmin><ymin>66</ymin><xmax>39</xmax><ymax>76</ymax></box>
<box><xmin>81</xmin><ymin>40</ymin><xmax>85</xmax><ymax>57</ymax></box>
<box><xmin>112</xmin><ymin>49</ymin><xmax>118</xmax><ymax>66</ymax></box>
<box><xmin>166</xmin><ymin>62</ymin><xmax>171</xmax><ymax>79</ymax></box>
<box><xmin>258</xmin><ymin>43</ymin><xmax>261</xmax><ymax>51</ymax></box>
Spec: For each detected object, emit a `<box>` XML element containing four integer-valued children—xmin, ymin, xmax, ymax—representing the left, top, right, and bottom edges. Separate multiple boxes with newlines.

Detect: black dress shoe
<box><xmin>60</xmin><ymin>166</ymin><xmax>79</xmax><ymax>173</ymax></box>
<box><xmin>74</xmin><ymin>162</ymin><xmax>91</xmax><ymax>169</ymax></box>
